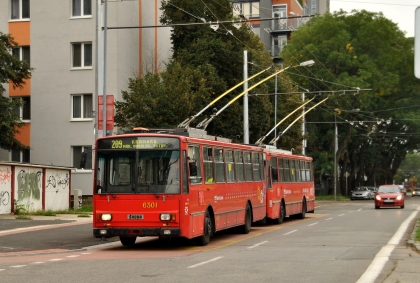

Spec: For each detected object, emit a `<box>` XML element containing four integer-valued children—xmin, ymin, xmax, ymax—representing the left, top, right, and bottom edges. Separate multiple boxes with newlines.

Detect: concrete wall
<box><xmin>0</xmin><ymin>162</ymin><xmax>72</xmax><ymax>214</ymax></box>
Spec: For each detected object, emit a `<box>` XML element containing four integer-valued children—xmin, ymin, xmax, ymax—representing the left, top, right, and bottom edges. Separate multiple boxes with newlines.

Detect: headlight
<box><xmin>375</xmin><ymin>195</ymin><xmax>381</xmax><ymax>200</ymax></box>
<box><xmin>396</xmin><ymin>195</ymin><xmax>402</xmax><ymax>200</ymax></box>
<box><xmin>160</xmin><ymin>213</ymin><xmax>176</xmax><ymax>221</ymax></box>
<box><xmin>101</xmin><ymin>213</ymin><xmax>112</xmax><ymax>221</ymax></box>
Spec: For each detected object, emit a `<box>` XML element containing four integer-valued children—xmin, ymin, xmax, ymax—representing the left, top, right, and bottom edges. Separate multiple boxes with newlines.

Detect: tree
<box><xmin>281</xmin><ymin>10</ymin><xmax>420</xmax><ymax>194</ymax></box>
<box><xmin>0</xmin><ymin>32</ymin><xmax>32</xmax><ymax>151</ymax></box>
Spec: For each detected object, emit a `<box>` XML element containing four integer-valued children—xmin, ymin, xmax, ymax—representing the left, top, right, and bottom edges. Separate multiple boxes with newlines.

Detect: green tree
<box><xmin>281</xmin><ymin>10</ymin><xmax>420</xmax><ymax>194</ymax></box>
<box><xmin>0</xmin><ymin>32</ymin><xmax>32</xmax><ymax>151</ymax></box>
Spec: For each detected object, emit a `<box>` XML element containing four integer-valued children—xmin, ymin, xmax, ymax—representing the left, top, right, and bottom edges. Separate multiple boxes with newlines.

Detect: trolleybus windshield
<box><xmin>96</xmin><ymin>137</ymin><xmax>181</xmax><ymax>194</ymax></box>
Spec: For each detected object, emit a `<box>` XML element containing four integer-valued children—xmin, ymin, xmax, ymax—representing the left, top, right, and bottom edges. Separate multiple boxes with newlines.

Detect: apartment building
<box><xmin>0</xmin><ymin>0</ymin><xmax>171</xmax><ymax>196</ymax></box>
<box><xmin>232</xmin><ymin>0</ymin><xmax>329</xmax><ymax>59</ymax></box>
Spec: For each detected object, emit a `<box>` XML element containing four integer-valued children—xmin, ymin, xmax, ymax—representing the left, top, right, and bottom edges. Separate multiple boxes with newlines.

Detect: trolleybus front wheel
<box><xmin>120</xmin><ymin>236</ymin><xmax>136</xmax><ymax>246</ymax></box>
<box><xmin>196</xmin><ymin>210</ymin><xmax>212</xmax><ymax>246</ymax></box>
<box><xmin>273</xmin><ymin>201</ymin><xmax>285</xmax><ymax>224</ymax></box>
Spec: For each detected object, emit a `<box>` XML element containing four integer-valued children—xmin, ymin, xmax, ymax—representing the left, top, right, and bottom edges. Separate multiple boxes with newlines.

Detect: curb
<box><xmin>408</xmin><ymin>218</ymin><xmax>420</xmax><ymax>252</ymax></box>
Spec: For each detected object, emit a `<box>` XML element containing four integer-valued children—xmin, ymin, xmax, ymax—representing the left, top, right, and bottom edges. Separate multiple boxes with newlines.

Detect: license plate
<box><xmin>384</xmin><ymin>200</ymin><xmax>394</xmax><ymax>203</ymax></box>
<box><xmin>127</xmin><ymin>214</ymin><xmax>144</xmax><ymax>220</ymax></box>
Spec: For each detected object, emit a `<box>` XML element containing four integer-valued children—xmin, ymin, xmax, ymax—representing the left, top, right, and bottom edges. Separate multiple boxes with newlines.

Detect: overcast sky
<box><xmin>329</xmin><ymin>0</ymin><xmax>419</xmax><ymax>37</ymax></box>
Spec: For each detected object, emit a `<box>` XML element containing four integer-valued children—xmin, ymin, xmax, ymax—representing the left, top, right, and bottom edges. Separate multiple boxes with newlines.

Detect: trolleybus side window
<box><xmin>252</xmin><ymin>152</ymin><xmax>261</xmax><ymax>181</ymax></box>
<box><xmin>188</xmin><ymin>145</ymin><xmax>202</xmax><ymax>184</ymax></box>
<box><xmin>300</xmin><ymin>160</ymin><xmax>306</xmax><ymax>182</ymax></box>
<box><xmin>225</xmin><ymin>149</ymin><xmax>235</xmax><ymax>183</ymax></box>
<box><xmin>234</xmin><ymin>150</ymin><xmax>244</xmax><ymax>182</ymax></box>
<box><xmin>295</xmin><ymin>159</ymin><xmax>301</xmax><ymax>182</ymax></box>
<box><xmin>306</xmin><ymin>161</ymin><xmax>312</xmax><ymax>181</ymax></box>
<box><xmin>203</xmin><ymin>147</ymin><xmax>214</xmax><ymax>184</ymax></box>
<box><xmin>290</xmin><ymin>159</ymin><xmax>296</xmax><ymax>182</ymax></box>
<box><xmin>271</xmin><ymin>156</ymin><xmax>278</xmax><ymax>184</ymax></box>
<box><xmin>244</xmin><ymin>151</ymin><xmax>253</xmax><ymax>182</ymax></box>
<box><xmin>259</xmin><ymin>153</ymin><xmax>264</xmax><ymax>183</ymax></box>
<box><xmin>283</xmin><ymin>158</ymin><xmax>291</xmax><ymax>183</ymax></box>
<box><xmin>182</xmin><ymin>150</ymin><xmax>188</xmax><ymax>193</ymax></box>
<box><xmin>215</xmin><ymin>147</ymin><xmax>226</xmax><ymax>183</ymax></box>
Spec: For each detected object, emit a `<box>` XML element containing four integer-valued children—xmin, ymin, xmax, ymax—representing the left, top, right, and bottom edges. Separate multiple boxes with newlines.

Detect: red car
<box><xmin>374</xmin><ymin>185</ymin><xmax>404</xmax><ymax>209</ymax></box>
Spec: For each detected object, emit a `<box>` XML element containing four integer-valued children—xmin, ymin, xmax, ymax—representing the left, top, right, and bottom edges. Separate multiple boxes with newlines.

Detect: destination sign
<box><xmin>97</xmin><ymin>137</ymin><xmax>180</xmax><ymax>150</ymax></box>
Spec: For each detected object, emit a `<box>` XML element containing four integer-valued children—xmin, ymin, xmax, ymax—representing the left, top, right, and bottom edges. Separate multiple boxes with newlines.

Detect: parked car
<box><xmin>374</xmin><ymin>184</ymin><xmax>404</xmax><ymax>209</ymax></box>
<box><xmin>351</xmin><ymin>187</ymin><xmax>374</xmax><ymax>200</ymax></box>
<box><xmin>412</xmin><ymin>188</ymin><xmax>420</xmax><ymax>197</ymax></box>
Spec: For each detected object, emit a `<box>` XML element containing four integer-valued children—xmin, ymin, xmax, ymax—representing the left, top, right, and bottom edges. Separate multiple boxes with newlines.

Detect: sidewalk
<box><xmin>380</xmin><ymin>219</ymin><xmax>420</xmax><ymax>283</ymax></box>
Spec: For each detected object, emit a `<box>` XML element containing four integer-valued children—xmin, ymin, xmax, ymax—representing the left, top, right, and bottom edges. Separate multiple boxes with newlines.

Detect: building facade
<box><xmin>232</xmin><ymin>0</ymin><xmax>329</xmax><ymax>59</ymax></box>
<box><xmin>0</xmin><ymin>0</ymin><xmax>171</xmax><ymax>196</ymax></box>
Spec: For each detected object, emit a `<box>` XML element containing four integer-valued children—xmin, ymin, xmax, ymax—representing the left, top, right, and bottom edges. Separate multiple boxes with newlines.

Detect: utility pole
<box><xmin>243</xmin><ymin>50</ymin><xmax>249</xmax><ymax>144</ymax></box>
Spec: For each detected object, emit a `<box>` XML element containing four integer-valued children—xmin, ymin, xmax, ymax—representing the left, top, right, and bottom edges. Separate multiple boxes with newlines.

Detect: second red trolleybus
<box><xmin>93</xmin><ymin>127</ymin><xmax>314</xmax><ymax>246</ymax></box>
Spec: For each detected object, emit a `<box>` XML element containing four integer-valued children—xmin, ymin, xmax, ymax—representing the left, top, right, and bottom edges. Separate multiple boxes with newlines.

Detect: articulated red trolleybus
<box><xmin>93</xmin><ymin>127</ymin><xmax>314</xmax><ymax>246</ymax></box>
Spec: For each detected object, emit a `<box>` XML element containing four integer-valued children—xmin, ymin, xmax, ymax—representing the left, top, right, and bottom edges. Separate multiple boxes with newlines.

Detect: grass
<box><xmin>315</xmin><ymin>195</ymin><xmax>350</xmax><ymax>201</ymax></box>
<box><xmin>14</xmin><ymin>205</ymin><xmax>93</xmax><ymax>218</ymax></box>
<box><xmin>416</xmin><ymin>219</ymin><xmax>420</xmax><ymax>242</ymax></box>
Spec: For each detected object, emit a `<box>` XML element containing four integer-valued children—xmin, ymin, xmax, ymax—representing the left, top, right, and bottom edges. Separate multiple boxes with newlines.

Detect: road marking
<box><xmin>247</xmin><ymin>241</ymin><xmax>268</xmax><ymax>249</ymax></box>
<box><xmin>66</xmin><ymin>255</ymin><xmax>79</xmax><ymax>258</ymax></box>
<box><xmin>338</xmin><ymin>214</ymin><xmax>345</xmax><ymax>216</ymax></box>
<box><xmin>325</xmin><ymin>218</ymin><xmax>333</xmax><ymax>220</ymax></box>
<box><xmin>356</xmin><ymin>206</ymin><xmax>420</xmax><ymax>283</ymax></box>
<box><xmin>283</xmin><ymin>230</ymin><xmax>297</xmax><ymax>235</ymax></box>
<box><xmin>308</xmin><ymin>222</ymin><xmax>318</xmax><ymax>226</ymax></box>
<box><xmin>358</xmin><ymin>208</ymin><xmax>362</xmax><ymax>211</ymax></box>
<box><xmin>0</xmin><ymin>269</ymin><xmax>4</xmax><ymax>272</ymax></box>
<box><xmin>10</xmin><ymin>265</ymin><xmax>26</xmax><ymax>268</ymax></box>
<box><xmin>30</xmin><ymin>262</ymin><xmax>45</xmax><ymax>264</ymax></box>
<box><xmin>188</xmin><ymin>256</ymin><xmax>223</xmax><ymax>268</ymax></box>
<box><xmin>48</xmin><ymin>259</ymin><xmax>63</xmax><ymax>261</ymax></box>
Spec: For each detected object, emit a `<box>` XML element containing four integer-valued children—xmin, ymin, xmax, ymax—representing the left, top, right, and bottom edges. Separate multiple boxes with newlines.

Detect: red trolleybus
<box><xmin>264</xmin><ymin>146</ymin><xmax>315</xmax><ymax>224</ymax></box>
<box><xmin>93</xmin><ymin>128</ymin><xmax>266</xmax><ymax>246</ymax></box>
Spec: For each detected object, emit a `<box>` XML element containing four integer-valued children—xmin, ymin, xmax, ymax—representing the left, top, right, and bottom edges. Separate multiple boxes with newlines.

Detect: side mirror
<box><xmin>189</xmin><ymin>161</ymin><xmax>197</xmax><ymax>177</ymax></box>
<box><xmin>271</xmin><ymin>168</ymin><xmax>278</xmax><ymax>180</ymax></box>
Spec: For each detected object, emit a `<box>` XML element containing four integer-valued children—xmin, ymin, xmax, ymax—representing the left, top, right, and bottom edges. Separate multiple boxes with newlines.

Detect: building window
<box><xmin>72</xmin><ymin>42</ymin><xmax>92</xmax><ymax>68</ymax></box>
<box><xmin>73</xmin><ymin>146</ymin><xmax>92</xmax><ymax>169</ymax></box>
<box><xmin>233</xmin><ymin>2</ymin><xmax>260</xmax><ymax>18</ymax></box>
<box><xmin>12</xmin><ymin>46</ymin><xmax>30</xmax><ymax>67</ymax></box>
<box><xmin>13</xmin><ymin>97</ymin><xmax>31</xmax><ymax>121</ymax></box>
<box><xmin>72</xmin><ymin>94</ymin><xmax>93</xmax><ymax>119</ymax></box>
<box><xmin>11</xmin><ymin>0</ymin><xmax>30</xmax><ymax>20</ymax></box>
<box><xmin>272</xmin><ymin>36</ymin><xmax>287</xmax><ymax>57</ymax></box>
<box><xmin>72</xmin><ymin>0</ymin><xmax>92</xmax><ymax>17</ymax></box>
<box><xmin>11</xmin><ymin>149</ymin><xmax>30</xmax><ymax>163</ymax></box>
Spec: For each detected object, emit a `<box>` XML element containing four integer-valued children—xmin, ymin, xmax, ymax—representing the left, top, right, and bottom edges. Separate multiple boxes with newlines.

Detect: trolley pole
<box><xmin>243</xmin><ymin>50</ymin><xmax>249</xmax><ymax>144</ymax></box>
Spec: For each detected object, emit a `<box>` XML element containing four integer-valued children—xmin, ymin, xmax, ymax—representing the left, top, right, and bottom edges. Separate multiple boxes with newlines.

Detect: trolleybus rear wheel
<box><xmin>297</xmin><ymin>200</ymin><xmax>306</xmax><ymax>219</ymax></box>
<box><xmin>240</xmin><ymin>203</ymin><xmax>252</xmax><ymax>234</ymax></box>
<box><xmin>197</xmin><ymin>210</ymin><xmax>212</xmax><ymax>246</ymax></box>
<box><xmin>120</xmin><ymin>236</ymin><xmax>136</xmax><ymax>246</ymax></box>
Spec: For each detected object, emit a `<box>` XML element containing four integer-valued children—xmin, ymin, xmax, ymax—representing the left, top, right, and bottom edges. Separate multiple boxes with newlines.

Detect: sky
<box><xmin>329</xmin><ymin>0</ymin><xmax>419</xmax><ymax>37</ymax></box>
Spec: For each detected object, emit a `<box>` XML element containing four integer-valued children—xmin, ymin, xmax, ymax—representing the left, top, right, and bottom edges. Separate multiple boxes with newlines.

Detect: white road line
<box><xmin>356</xmin><ymin>206</ymin><xmax>420</xmax><ymax>283</ymax></box>
<box><xmin>358</xmin><ymin>208</ymin><xmax>362</xmax><ymax>211</ymax></box>
<box><xmin>48</xmin><ymin>259</ymin><xmax>63</xmax><ymax>261</ymax></box>
<box><xmin>66</xmin><ymin>255</ymin><xmax>80</xmax><ymax>258</ymax></box>
<box><xmin>0</xmin><ymin>269</ymin><xmax>5</xmax><ymax>272</ymax></box>
<box><xmin>338</xmin><ymin>214</ymin><xmax>345</xmax><ymax>216</ymax></box>
<box><xmin>81</xmin><ymin>252</ymin><xmax>91</xmax><ymax>254</ymax></box>
<box><xmin>325</xmin><ymin>218</ymin><xmax>333</xmax><ymax>220</ymax></box>
<box><xmin>10</xmin><ymin>265</ymin><xmax>26</xmax><ymax>268</ymax></box>
<box><xmin>283</xmin><ymin>230</ymin><xmax>297</xmax><ymax>235</ymax></box>
<box><xmin>187</xmin><ymin>256</ymin><xmax>223</xmax><ymax>268</ymax></box>
<box><xmin>308</xmin><ymin>222</ymin><xmax>318</xmax><ymax>226</ymax></box>
<box><xmin>30</xmin><ymin>262</ymin><xmax>45</xmax><ymax>264</ymax></box>
<box><xmin>247</xmin><ymin>241</ymin><xmax>268</xmax><ymax>249</ymax></box>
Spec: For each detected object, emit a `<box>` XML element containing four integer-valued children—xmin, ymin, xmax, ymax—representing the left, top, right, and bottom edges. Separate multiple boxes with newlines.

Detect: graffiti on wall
<box><xmin>46</xmin><ymin>173</ymin><xmax>70</xmax><ymax>192</ymax></box>
<box><xmin>17</xmin><ymin>170</ymin><xmax>41</xmax><ymax>200</ymax></box>
<box><xmin>0</xmin><ymin>168</ymin><xmax>11</xmax><ymax>184</ymax></box>
<box><xmin>0</xmin><ymin>191</ymin><xmax>10</xmax><ymax>207</ymax></box>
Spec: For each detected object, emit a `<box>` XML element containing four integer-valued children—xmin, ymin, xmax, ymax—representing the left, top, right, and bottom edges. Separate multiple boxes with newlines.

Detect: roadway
<box><xmin>0</xmin><ymin>198</ymin><xmax>419</xmax><ymax>283</ymax></box>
